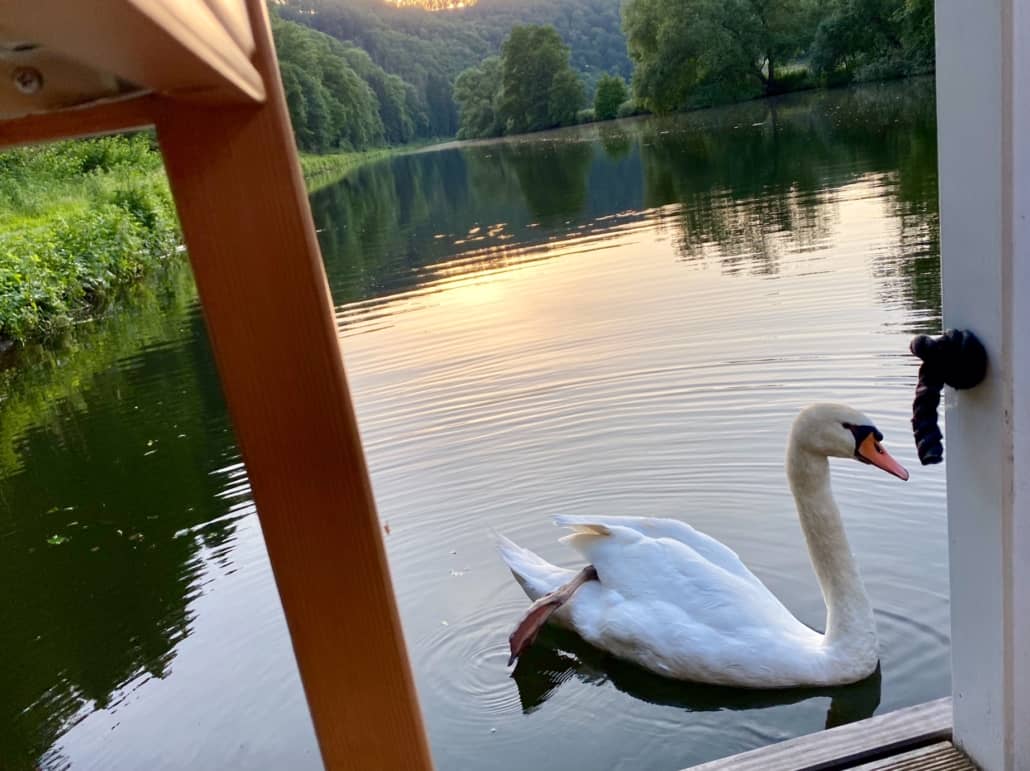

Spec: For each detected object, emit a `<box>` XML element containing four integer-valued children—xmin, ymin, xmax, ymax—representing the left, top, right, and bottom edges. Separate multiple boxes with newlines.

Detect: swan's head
<box><xmin>791</xmin><ymin>403</ymin><xmax>909</xmax><ymax>481</ymax></box>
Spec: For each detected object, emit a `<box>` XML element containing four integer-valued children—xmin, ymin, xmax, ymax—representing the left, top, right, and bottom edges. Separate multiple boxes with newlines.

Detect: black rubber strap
<box><xmin>909</xmin><ymin>329</ymin><xmax>988</xmax><ymax>465</ymax></box>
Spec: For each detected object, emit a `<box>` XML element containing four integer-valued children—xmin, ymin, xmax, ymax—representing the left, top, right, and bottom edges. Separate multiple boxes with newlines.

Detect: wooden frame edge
<box><xmin>0</xmin><ymin>94</ymin><xmax>159</xmax><ymax>150</ymax></box>
<box><xmin>6</xmin><ymin>0</ymin><xmax>264</xmax><ymax>104</ymax></box>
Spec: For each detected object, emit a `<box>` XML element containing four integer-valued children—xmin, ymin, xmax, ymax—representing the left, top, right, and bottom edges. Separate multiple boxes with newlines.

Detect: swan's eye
<box><xmin>841</xmin><ymin>422</ymin><xmax>853</xmax><ymax>430</ymax></box>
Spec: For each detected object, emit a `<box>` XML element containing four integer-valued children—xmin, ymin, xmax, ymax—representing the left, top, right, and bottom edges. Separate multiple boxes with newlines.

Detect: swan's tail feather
<box><xmin>553</xmin><ymin>516</ymin><xmax>612</xmax><ymax>536</ymax></box>
<box><xmin>496</xmin><ymin>533</ymin><xmax>573</xmax><ymax>601</ymax></box>
<box><xmin>554</xmin><ymin>515</ymin><xmax>615</xmax><ymax>553</ymax></box>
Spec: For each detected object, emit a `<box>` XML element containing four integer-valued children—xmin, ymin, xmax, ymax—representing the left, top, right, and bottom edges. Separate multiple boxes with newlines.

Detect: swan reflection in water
<box><xmin>511</xmin><ymin>625</ymin><xmax>882</xmax><ymax>729</ymax></box>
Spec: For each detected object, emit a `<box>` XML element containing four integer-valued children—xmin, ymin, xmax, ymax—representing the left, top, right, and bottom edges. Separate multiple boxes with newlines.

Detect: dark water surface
<box><xmin>0</xmin><ymin>79</ymin><xmax>946</xmax><ymax>771</ymax></box>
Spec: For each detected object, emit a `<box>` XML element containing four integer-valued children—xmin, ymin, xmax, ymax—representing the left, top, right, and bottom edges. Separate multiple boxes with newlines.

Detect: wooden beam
<box><xmin>202</xmin><ymin>0</ymin><xmax>256</xmax><ymax>56</ymax></box>
<box><xmin>153</xmin><ymin>1</ymin><xmax>433</xmax><ymax>769</ymax></box>
<box><xmin>935</xmin><ymin>0</ymin><xmax>1030</xmax><ymax>767</ymax></box>
<box><xmin>1</xmin><ymin>46</ymin><xmax>137</xmax><ymax>120</ymax></box>
<box><xmin>683</xmin><ymin>698</ymin><xmax>952</xmax><ymax>771</ymax></box>
<box><xmin>0</xmin><ymin>0</ymin><xmax>264</xmax><ymax>103</ymax></box>
<box><xmin>0</xmin><ymin>94</ymin><xmax>157</xmax><ymax>150</ymax></box>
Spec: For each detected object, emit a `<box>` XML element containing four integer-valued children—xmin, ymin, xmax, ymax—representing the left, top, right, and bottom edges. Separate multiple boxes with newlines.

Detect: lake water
<box><xmin>0</xmin><ymin>79</ymin><xmax>947</xmax><ymax>771</ymax></box>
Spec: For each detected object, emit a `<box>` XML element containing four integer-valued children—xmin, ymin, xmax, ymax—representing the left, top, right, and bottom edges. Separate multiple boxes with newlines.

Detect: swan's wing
<box><xmin>554</xmin><ymin>514</ymin><xmax>754</xmax><ymax>581</ymax></box>
<box><xmin>555</xmin><ymin>521</ymin><xmax>799</xmax><ymax>635</ymax></box>
<box><xmin>548</xmin><ymin>523</ymin><xmax>824</xmax><ymax>686</ymax></box>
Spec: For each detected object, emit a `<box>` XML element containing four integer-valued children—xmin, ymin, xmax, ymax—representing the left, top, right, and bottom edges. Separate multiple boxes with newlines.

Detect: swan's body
<box><xmin>499</xmin><ymin>404</ymin><xmax>909</xmax><ymax>689</ymax></box>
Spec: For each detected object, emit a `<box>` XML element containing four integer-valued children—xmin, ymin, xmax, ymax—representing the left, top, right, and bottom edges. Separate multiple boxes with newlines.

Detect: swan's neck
<box><xmin>786</xmin><ymin>445</ymin><xmax>876</xmax><ymax>656</ymax></box>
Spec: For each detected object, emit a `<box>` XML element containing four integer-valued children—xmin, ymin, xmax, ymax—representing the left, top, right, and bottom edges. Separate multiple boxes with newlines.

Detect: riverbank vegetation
<box><xmin>300</xmin><ymin>148</ymin><xmax>397</xmax><ymax>192</ymax></box>
<box><xmin>0</xmin><ymin>135</ymin><xmax>388</xmax><ymax>348</ymax></box>
<box><xmin>0</xmin><ymin>136</ymin><xmax>179</xmax><ymax>347</ymax></box>
<box><xmin>624</xmin><ymin>0</ymin><xmax>935</xmax><ymax>113</ymax></box>
<box><xmin>274</xmin><ymin>0</ymin><xmax>933</xmax><ymax>137</ymax></box>
<box><xmin>442</xmin><ymin>0</ymin><xmax>936</xmax><ymax>135</ymax></box>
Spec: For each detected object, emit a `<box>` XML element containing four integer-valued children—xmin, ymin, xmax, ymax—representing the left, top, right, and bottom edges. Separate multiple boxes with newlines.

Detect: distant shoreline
<box><xmin>419</xmin><ymin>73</ymin><xmax>936</xmax><ymax>154</ymax></box>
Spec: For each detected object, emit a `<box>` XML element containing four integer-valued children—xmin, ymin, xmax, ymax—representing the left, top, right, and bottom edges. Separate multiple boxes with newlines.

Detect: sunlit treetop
<box><xmin>383</xmin><ymin>0</ymin><xmax>478</xmax><ymax>9</ymax></box>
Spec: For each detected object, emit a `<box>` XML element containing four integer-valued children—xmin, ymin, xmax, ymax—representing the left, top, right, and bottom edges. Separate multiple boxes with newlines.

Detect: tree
<box><xmin>809</xmin><ymin>0</ymin><xmax>933</xmax><ymax>81</ymax></box>
<box><xmin>594</xmin><ymin>73</ymin><xmax>629</xmax><ymax>120</ymax></box>
<box><xmin>272</xmin><ymin>15</ymin><xmax>386</xmax><ymax>152</ymax></box>
<box><xmin>898</xmin><ymin>0</ymin><xmax>935</xmax><ymax>70</ymax></box>
<box><xmin>717</xmin><ymin>0</ymin><xmax>818</xmax><ymax>93</ymax></box>
<box><xmin>549</xmin><ymin>68</ymin><xmax>587</xmax><ymax>127</ymax></box>
<box><xmin>453</xmin><ymin>57</ymin><xmax>504</xmax><ymax>139</ymax></box>
<box><xmin>623</xmin><ymin>0</ymin><xmax>710</xmax><ymax>113</ymax></box>
<box><xmin>340</xmin><ymin>46</ymin><xmax>418</xmax><ymax>144</ymax></box>
<box><xmin>279</xmin><ymin>62</ymin><xmax>310</xmax><ymax>147</ymax></box>
<box><xmin>500</xmin><ymin>25</ymin><xmax>580</xmax><ymax>133</ymax></box>
<box><xmin>454</xmin><ymin>27</ymin><xmax>586</xmax><ymax>138</ymax></box>
<box><xmin>425</xmin><ymin>72</ymin><xmax>459</xmax><ymax>137</ymax></box>
<box><xmin>297</xmin><ymin>69</ymin><xmax>333</xmax><ymax>152</ymax></box>
<box><xmin>623</xmin><ymin>0</ymin><xmax>818</xmax><ymax>112</ymax></box>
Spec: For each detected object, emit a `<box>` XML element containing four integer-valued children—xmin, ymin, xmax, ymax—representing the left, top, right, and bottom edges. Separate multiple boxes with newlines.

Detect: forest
<box><xmin>274</xmin><ymin>0</ymin><xmax>934</xmax><ymax>141</ymax></box>
<box><xmin>623</xmin><ymin>0</ymin><xmax>935</xmax><ymax>114</ymax></box>
<box><xmin>273</xmin><ymin>0</ymin><xmax>631</xmax><ymax>147</ymax></box>
<box><xmin>272</xmin><ymin>13</ymin><xmax>441</xmax><ymax>151</ymax></box>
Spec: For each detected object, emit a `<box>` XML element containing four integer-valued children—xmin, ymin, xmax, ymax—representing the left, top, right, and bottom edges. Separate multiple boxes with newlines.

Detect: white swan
<box><xmin>499</xmin><ymin>404</ymin><xmax>909</xmax><ymax>689</ymax></box>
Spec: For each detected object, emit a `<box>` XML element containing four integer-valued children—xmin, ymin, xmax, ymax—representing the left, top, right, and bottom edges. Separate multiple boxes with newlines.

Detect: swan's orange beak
<box><xmin>857</xmin><ymin>434</ymin><xmax>909</xmax><ymax>481</ymax></box>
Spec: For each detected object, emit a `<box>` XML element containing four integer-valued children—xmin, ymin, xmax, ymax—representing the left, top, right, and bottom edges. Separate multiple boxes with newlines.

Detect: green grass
<box><xmin>0</xmin><ymin>135</ymin><xmax>180</xmax><ymax>346</ymax></box>
<box><xmin>0</xmin><ymin>136</ymin><xmax>401</xmax><ymax>349</ymax></box>
<box><xmin>300</xmin><ymin>148</ymin><xmax>398</xmax><ymax>193</ymax></box>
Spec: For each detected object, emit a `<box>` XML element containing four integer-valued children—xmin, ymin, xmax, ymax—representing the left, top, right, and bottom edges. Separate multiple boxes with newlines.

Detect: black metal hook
<box><xmin>909</xmin><ymin>329</ymin><xmax>988</xmax><ymax>465</ymax></box>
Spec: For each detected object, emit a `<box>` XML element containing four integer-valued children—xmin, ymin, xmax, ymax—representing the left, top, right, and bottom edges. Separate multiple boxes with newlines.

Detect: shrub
<box><xmin>594</xmin><ymin>74</ymin><xmax>629</xmax><ymax>121</ymax></box>
<box><xmin>616</xmin><ymin>100</ymin><xmax>642</xmax><ymax>118</ymax></box>
<box><xmin>0</xmin><ymin>137</ymin><xmax>181</xmax><ymax>345</ymax></box>
<box><xmin>772</xmin><ymin>66</ymin><xmax>815</xmax><ymax>94</ymax></box>
<box><xmin>854</xmin><ymin>57</ymin><xmax>909</xmax><ymax>83</ymax></box>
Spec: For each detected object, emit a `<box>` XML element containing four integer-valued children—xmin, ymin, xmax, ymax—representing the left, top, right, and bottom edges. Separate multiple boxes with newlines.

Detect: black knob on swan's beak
<box><xmin>909</xmin><ymin>329</ymin><xmax>988</xmax><ymax>465</ymax></box>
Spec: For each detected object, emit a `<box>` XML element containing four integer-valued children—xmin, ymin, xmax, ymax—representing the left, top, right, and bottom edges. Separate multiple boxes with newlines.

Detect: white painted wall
<box><xmin>1012</xmin><ymin>4</ymin><xmax>1030</xmax><ymax>765</ymax></box>
<box><xmin>935</xmin><ymin>1</ymin><xmax>1029</xmax><ymax>768</ymax></box>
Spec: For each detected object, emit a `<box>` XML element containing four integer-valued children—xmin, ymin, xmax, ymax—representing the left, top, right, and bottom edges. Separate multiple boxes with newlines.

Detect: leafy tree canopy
<box><xmin>594</xmin><ymin>74</ymin><xmax>629</xmax><ymax>120</ymax></box>
<box><xmin>278</xmin><ymin>0</ymin><xmax>630</xmax><ymax>138</ymax></box>
<box><xmin>273</xmin><ymin>15</ymin><xmax>386</xmax><ymax>152</ymax></box>
<box><xmin>623</xmin><ymin>0</ymin><xmax>933</xmax><ymax>114</ymax></box>
<box><xmin>453</xmin><ymin>56</ymin><xmax>504</xmax><ymax>139</ymax></box>
<box><xmin>454</xmin><ymin>25</ymin><xmax>586</xmax><ymax>138</ymax></box>
<box><xmin>810</xmin><ymin>0</ymin><xmax>935</xmax><ymax>81</ymax></box>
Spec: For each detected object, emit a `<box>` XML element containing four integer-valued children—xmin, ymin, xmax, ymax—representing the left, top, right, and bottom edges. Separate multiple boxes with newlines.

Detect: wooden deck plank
<box><xmin>849</xmin><ymin>741</ymin><xmax>976</xmax><ymax>770</ymax></box>
<box><xmin>683</xmin><ymin>698</ymin><xmax>952</xmax><ymax>771</ymax></box>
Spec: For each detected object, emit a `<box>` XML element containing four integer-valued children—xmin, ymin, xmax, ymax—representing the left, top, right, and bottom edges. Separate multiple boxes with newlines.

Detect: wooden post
<box><xmin>935</xmin><ymin>1</ymin><xmax>1029</xmax><ymax>768</ymax></box>
<box><xmin>153</xmin><ymin>1</ymin><xmax>433</xmax><ymax>769</ymax></box>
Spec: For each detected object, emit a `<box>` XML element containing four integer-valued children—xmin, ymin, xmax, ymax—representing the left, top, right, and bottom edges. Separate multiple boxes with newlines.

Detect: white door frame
<box><xmin>935</xmin><ymin>1</ymin><xmax>1029</xmax><ymax>768</ymax></box>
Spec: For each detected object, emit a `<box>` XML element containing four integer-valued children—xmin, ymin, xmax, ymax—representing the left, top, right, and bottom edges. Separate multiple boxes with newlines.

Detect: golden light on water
<box><xmin>383</xmin><ymin>0</ymin><xmax>478</xmax><ymax>10</ymax></box>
